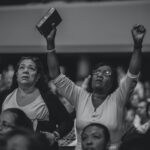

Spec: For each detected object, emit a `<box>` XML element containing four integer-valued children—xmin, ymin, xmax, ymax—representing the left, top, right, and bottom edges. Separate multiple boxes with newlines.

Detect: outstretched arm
<box><xmin>128</xmin><ymin>24</ymin><xmax>146</xmax><ymax>75</ymax></box>
<box><xmin>46</xmin><ymin>28</ymin><xmax>61</xmax><ymax>79</ymax></box>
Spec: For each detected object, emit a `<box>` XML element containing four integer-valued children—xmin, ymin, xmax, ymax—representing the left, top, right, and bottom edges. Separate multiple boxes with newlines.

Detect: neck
<box><xmin>92</xmin><ymin>92</ymin><xmax>108</xmax><ymax>100</ymax></box>
<box><xmin>92</xmin><ymin>92</ymin><xmax>108</xmax><ymax>110</ymax></box>
<box><xmin>18</xmin><ymin>85</ymin><xmax>36</xmax><ymax>94</ymax></box>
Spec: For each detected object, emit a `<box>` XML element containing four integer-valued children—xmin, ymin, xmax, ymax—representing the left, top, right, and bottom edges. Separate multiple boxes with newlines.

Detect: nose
<box><xmin>97</xmin><ymin>72</ymin><xmax>103</xmax><ymax>77</ymax></box>
<box><xmin>22</xmin><ymin>67</ymin><xmax>29</xmax><ymax>73</ymax></box>
<box><xmin>86</xmin><ymin>137</ymin><xmax>93</xmax><ymax>145</ymax></box>
<box><xmin>96</xmin><ymin>72</ymin><xmax>104</xmax><ymax>79</ymax></box>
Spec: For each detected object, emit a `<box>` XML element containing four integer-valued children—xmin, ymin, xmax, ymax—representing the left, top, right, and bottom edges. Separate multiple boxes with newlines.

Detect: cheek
<box><xmin>91</xmin><ymin>78</ymin><xmax>94</xmax><ymax>88</ymax></box>
<box><xmin>30</xmin><ymin>72</ymin><xmax>38</xmax><ymax>79</ymax></box>
<box><xmin>95</xmin><ymin>140</ymin><xmax>106</xmax><ymax>149</ymax></box>
<box><xmin>17</xmin><ymin>69</ymin><xmax>23</xmax><ymax>77</ymax></box>
<box><xmin>16</xmin><ymin>72</ymin><xmax>20</xmax><ymax>81</ymax></box>
<box><xmin>105</xmin><ymin>78</ymin><xmax>113</xmax><ymax>88</ymax></box>
<box><xmin>81</xmin><ymin>141</ymin><xmax>87</xmax><ymax>149</ymax></box>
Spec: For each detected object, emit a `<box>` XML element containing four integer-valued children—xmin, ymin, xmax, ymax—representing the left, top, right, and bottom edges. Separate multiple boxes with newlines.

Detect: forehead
<box><xmin>96</xmin><ymin>65</ymin><xmax>112</xmax><ymax>72</ymax></box>
<box><xmin>19</xmin><ymin>59</ymin><xmax>36</xmax><ymax>66</ymax></box>
<box><xmin>0</xmin><ymin>111</ymin><xmax>16</xmax><ymax>123</ymax></box>
<box><xmin>83</xmin><ymin>126</ymin><xmax>104</xmax><ymax>135</ymax></box>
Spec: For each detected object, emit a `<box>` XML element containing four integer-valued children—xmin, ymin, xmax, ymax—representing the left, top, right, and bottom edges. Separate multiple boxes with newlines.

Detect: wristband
<box><xmin>47</xmin><ymin>49</ymin><xmax>56</xmax><ymax>52</ymax></box>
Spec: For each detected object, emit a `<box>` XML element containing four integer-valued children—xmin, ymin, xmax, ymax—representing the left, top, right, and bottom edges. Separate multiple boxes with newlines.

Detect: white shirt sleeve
<box><xmin>115</xmin><ymin>70</ymin><xmax>139</xmax><ymax>106</ymax></box>
<box><xmin>53</xmin><ymin>74</ymin><xmax>83</xmax><ymax>108</ymax></box>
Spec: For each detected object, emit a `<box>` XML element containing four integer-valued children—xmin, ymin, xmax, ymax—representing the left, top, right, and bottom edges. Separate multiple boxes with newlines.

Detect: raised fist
<box><xmin>131</xmin><ymin>24</ymin><xmax>146</xmax><ymax>47</ymax></box>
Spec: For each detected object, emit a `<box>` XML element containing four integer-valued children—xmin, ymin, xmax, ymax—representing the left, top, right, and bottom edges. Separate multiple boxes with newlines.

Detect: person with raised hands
<box><xmin>45</xmin><ymin>24</ymin><xmax>146</xmax><ymax>150</ymax></box>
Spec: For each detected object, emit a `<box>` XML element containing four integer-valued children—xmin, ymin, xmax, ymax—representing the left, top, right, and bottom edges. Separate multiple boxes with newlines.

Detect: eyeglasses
<box><xmin>92</xmin><ymin>70</ymin><xmax>112</xmax><ymax>77</ymax></box>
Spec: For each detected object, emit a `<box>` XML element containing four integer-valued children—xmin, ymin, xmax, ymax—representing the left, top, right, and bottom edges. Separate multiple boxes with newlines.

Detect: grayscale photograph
<box><xmin>0</xmin><ymin>0</ymin><xmax>150</xmax><ymax>150</ymax></box>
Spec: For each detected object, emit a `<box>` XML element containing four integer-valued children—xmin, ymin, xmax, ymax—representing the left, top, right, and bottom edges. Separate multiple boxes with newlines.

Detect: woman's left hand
<box><xmin>131</xmin><ymin>24</ymin><xmax>146</xmax><ymax>47</ymax></box>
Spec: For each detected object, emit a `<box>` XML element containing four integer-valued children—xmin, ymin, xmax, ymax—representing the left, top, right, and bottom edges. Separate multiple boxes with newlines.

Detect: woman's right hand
<box><xmin>46</xmin><ymin>26</ymin><xmax>57</xmax><ymax>50</ymax></box>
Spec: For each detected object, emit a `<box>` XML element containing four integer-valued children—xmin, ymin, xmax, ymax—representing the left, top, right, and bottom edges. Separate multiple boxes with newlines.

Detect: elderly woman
<box><xmin>0</xmin><ymin>56</ymin><xmax>73</xmax><ymax>150</ymax></box>
<box><xmin>45</xmin><ymin>24</ymin><xmax>146</xmax><ymax>150</ymax></box>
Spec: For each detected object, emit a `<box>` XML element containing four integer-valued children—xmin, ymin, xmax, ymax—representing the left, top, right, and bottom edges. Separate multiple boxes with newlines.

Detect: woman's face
<box><xmin>82</xmin><ymin>126</ymin><xmax>107</xmax><ymax>150</ymax></box>
<box><xmin>0</xmin><ymin>111</ymin><xmax>16</xmax><ymax>137</ymax></box>
<box><xmin>91</xmin><ymin>65</ymin><xmax>113</xmax><ymax>93</ymax></box>
<box><xmin>17</xmin><ymin>59</ymin><xmax>39</xmax><ymax>87</ymax></box>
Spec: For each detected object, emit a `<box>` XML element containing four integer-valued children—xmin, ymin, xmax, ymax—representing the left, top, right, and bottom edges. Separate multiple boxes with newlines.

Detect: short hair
<box><xmin>3</xmin><ymin>108</ymin><xmax>33</xmax><ymax>130</ymax></box>
<box><xmin>81</xmin><ymin>123</ymin><xmax>110</xmax><ymax>144</ymax></box>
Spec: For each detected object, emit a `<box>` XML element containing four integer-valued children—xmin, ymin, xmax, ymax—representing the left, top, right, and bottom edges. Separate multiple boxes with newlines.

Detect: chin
<box><xmin>95</xmin><ymin>86</ymin><xmax>103</xmax><ymax>91</ymax></box>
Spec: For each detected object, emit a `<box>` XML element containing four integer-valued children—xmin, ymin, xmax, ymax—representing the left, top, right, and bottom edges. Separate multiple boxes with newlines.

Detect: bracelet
<box><xmin>47</xmin><ymin>49</ymin><xmax>56</xmax><ymax>52</ymax></box>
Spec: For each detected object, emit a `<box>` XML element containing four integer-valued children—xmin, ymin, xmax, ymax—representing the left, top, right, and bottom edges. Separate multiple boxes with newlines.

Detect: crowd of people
<box><xmin>0</xmin><ymin>23</ymin><xmax>149</xmax><ymax>150</ymax></box>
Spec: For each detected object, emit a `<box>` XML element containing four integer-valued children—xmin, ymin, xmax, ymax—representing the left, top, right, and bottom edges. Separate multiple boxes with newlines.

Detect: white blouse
<box><xmin>53</xmin><ymin>71</ymin><xmax>138</xmax><ymax>150</ymax></box>
<box><xmin>2</xmin><ymin>88</ymin><xmax>49</xmax><ymax>130</ymax></box>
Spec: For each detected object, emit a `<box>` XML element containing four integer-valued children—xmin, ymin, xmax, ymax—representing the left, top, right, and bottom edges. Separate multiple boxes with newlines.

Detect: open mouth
<box><xmin>21</xmin><ymin>76</ymin><xmax>29</xmax><ymax>80</ymax></box>
<box><xmin>96</xmin><ymin>79</ymin><xmax>103</xmax><ymax>83</ymax></box>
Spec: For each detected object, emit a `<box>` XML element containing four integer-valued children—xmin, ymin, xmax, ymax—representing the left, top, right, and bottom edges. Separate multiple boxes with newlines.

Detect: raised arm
<box><xmin>129</xmin><ymin>24</ymin><xmax>146</xmax><ymax>75</ymax></box>
<box><xmin>46</xmin><ymin>28</ymin><xmax>61</xmax><ymax>79</ymax></box>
